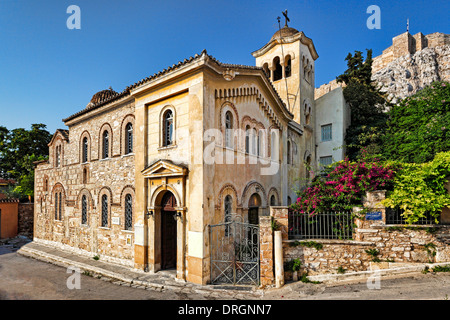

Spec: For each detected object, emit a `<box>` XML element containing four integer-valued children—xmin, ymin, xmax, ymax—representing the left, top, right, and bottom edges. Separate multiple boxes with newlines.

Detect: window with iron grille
<box><xmin>59</xmin><ymin>192</ymin><xmax>62</xmax><ymax>220</ymax></box>
<box><xmin>81</xmin><ymin>195</ymin><xmax>87</xmax><ymax>225</ymax></box>
<box><xmin>163</xmin><ymin>110</ymin><xmax>173</xmax><ymax>146</ymax></box>
<box><xmin>54</xmin><ymin>193</ymin><xmax>58</xmax><ymax>220</ymax></box>
<box><xmin>125</xmin><ymin>194</ymin><xmax>133</xmax><ymax>231</ymax></box>
<box><xmin>224</xmin><ymin>195</ymin><xmax>232</xmax><ymax>237</ymax></box>
<box><xmin>321</xmin><ymin>124</ymin><xmax>332</xmax><ymax>142</ymax></box>
<box><xmin>101</xmin><ymin>194</ymin><xmax>108</xmax><ymax>227</ymax></box>
<box><xmin>103</xmin><ymin>131</ymin><xmax>109</xmax><ymax>159</ymax></box>
<box><xmin>320</xmin><ymin>156</ymin><xmax>333</xmax><ymax>167</ymax></box>
<box><xmin>225</xmin><ymin>111</ymin><xmax>233</xmax><ymax>148</ymax></box>
<box><xmin>82</xmin><ymin>137</ymin><xmax>88</xmax><ymax>163</ymax></box>
<box><xmin>125</xmin><ymin>123</ymin><xmax>133</xmax><ymax>154</ymax></box>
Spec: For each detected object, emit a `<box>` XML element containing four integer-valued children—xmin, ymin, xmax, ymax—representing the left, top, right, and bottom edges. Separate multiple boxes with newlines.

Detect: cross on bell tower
<box><xmin>282</xmin><ymin>9</ymin><xmax>290</xmax><ymax>27</ymax></box>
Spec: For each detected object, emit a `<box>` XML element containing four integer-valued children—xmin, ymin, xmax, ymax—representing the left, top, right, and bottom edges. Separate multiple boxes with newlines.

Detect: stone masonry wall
<box><xmin>34</xmin><ymin>98</ymin><xmax>136</xmax><ymax>266</ymax></box>
<box><xmin>279</xmin><ymin>191</ymin><xmax>450</xmax><ymax>280</ymax></box>
<box><xmin>18</xmin><ymin>203</ymin><xmax>34</xmax><ymax>238</ymax></box>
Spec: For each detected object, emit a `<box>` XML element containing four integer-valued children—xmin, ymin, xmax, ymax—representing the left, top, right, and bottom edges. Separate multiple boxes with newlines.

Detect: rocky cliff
<box><xmin>372</xmin><ymin>45</ymin><xmax>450</xmax><ymax>103</ymax></box>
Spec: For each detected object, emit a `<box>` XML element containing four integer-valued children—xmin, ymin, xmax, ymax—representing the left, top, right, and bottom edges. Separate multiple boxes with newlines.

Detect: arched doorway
<box><xmin>248</xmin><ymin>193</ymin><xmax>261</xmax><ymax>225</ymax></box>
<box><xmin>161</xmin><ymin>191</ymin><xmax>177</xmax><ymax>270</ymax></box>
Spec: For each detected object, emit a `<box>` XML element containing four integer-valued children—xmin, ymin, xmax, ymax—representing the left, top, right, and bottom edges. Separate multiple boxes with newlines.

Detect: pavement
<box><xmin>15</xmin><ymin>239</ymin><xmax>264</xmax><ymax>300</ymax></box>
<box><xmin>3</xmin><ymin>236</ymin><xmax>450</xmax><ymax>300</ymax></box>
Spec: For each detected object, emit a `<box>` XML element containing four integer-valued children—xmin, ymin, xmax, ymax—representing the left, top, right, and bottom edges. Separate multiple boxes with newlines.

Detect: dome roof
<box><xmin>87</xmin><ymin>87</ymin><xmax>118</xmax><ymax>108</ymax></box>
<box><xmin>270</xmin><ymin>26</ymin><xmax>300</xmax><ymax>42</ymax></box>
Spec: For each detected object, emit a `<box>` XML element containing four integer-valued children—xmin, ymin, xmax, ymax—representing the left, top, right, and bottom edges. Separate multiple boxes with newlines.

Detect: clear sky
<box><xmin>0</xmin><ymin>0</ymin><xmax>448</xmax><ymax>134</ymax></box>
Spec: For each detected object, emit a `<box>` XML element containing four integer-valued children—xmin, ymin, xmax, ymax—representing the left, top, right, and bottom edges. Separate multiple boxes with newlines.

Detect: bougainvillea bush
<box><xmin>291</xmin><ymin>157</ymin><xmax>398</xmax><ymax>214</ymax></box>
<box><xmin>291</xmin><ymin>152</ymin><xmax>450</xmax><ymax>225</ymax></box>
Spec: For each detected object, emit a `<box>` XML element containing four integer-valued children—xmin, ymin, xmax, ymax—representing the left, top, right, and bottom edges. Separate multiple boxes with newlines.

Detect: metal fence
<box><xmin>385</xmin><ymin>207</ymin><xmax>439</xmax><ymax>225</ymax></box>
<box><xmin>288</xmin><ymin>211</ymin><xmax>354</xmax><ymax>240</ymax></box>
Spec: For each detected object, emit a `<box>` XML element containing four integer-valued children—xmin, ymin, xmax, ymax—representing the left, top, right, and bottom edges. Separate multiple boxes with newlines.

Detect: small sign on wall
<box><xmin>366</xmin><ymin>211</ymin><xmax>382</xmax><ymax>221</ymax></box>
<box><xmin>112</xmin><ymin>217</ymin><xmax>120</xmax><ymax>225</ymax></box>
<box><xmin>126</xmin><ymin>234</ymin><xmax>133</xmax><ymax>246</ymax></box>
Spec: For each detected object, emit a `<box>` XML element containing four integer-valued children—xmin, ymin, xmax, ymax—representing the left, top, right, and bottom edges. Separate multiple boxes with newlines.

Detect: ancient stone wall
<box><xmin>277</xmin><ymin>191</ymin><xmax>450</xmax><ymax>281</ymax></box>
<box><xmin>33</xmin><ymin>99</ymin><xmax>136</xmax><ymax>266</ymax></box>
<box><xmin>18</xmin><ymin>203</ymin><xmax>34</xmax><ymax>238</ymax></box>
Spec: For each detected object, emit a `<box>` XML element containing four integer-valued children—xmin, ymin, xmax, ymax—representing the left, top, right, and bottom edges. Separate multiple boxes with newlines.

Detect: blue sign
<box><xmin>366</xmin><ymin>211</ymin><xmax>382</xmax><ymax>220</ymax></box>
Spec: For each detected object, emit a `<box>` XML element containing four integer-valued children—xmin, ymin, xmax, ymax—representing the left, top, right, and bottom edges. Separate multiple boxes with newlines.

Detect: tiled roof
<box><xmin>56</xmin><ymin>129</ymin><xmax>69</xmax><ymax>140</ymax></box>
<box><xmin>63</xmin><ymin>49</ymin><xmax>290</xmax><ymax>122</ymax></box>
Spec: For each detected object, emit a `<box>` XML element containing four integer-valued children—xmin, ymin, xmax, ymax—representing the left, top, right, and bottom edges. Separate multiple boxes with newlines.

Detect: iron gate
<box><xmin>209</xmin><ymin>215</ymin><xmax>260</xmax><ymax>286</ymax></box>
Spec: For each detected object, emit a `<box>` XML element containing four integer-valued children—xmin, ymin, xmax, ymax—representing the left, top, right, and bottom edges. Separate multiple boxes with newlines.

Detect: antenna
<box><xmin>407</xmin><ymin>18</ymin><xmax>409</xmax><ymax>33</ymax></box>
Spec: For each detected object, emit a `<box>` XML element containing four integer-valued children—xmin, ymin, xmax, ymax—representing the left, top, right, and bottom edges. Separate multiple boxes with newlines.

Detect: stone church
<box><xmin>34</xmin><ymin>23</ymin><xmax>321</xmax><ymax>285</ymax></box>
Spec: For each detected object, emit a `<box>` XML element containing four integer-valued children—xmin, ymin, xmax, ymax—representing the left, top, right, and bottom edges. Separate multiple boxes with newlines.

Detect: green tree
<box><xmin>383</xmin><ymin>81</ymin><xmax>450</xmax><ymax>163</ymax></box>
<box><xmin>0</xmin><ymin>124</ymin><xmax>51</xmax><ymax>200</ymax></box>
<box><xmin>337</xmin><ymin>49</ymin><xmax>389</xmax><ymax>161</ymax></box>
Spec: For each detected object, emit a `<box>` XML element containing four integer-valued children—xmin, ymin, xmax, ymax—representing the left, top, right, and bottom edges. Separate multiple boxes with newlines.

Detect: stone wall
<box><xmin>18</xmin><ymin>203</ymin><xmax>34</xmax><ymax>238</ymax></box>
<box><xmin>277</xmin><ymin>191</ymin><xmax>450</xmax><ymax>281</ymax></box>
<box><xmin>34</xmin><ymin>98</ymin><xmax>136</xmax><ymax>266</ymax></box>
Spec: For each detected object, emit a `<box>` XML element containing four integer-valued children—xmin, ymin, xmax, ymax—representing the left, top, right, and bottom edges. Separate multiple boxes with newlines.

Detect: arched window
<box><xmin>251</xmin><ymin>128</ymin><xmax>257</xmax><ymax>155</ymax></box>
<box><xmin>125</xmin><ymin>123</ymin><xmax>133</xmax><ymax>154</ymax></box>
<box><xmin>305</xmin><ymin>155</ymin><xmax>312</xmax><ymax>179</ymax></box>
<box><xmin>271</xmin><ymin>131</ymin><xmax>278</xmax><ymax>161</ymax></box>
<box><xmin>59</xmin><ymin>192</ymin><xmax>62</xmax><ymax>220</ymax></box>
<box><xmin>163</xmin><ymin>110</ymin><xmax>174</xmax><ymax>146</ymax></box>
<box><xmin>82</xmin><ymin>168</ymin><xmax>88</xmax><ymax>184</ymax></box>
<box><xmin>81</xmin><ymin>195</ymin><xmax>88</xmax><ymax>225</ymax></box>
<box><xmin>224</xmin><ymin>195</ymin><xmax>232</xmax><ymax>236</ymax></box>
<box><xmin>245</xmin><ymin>125</ymin><xmax>250</xmax><ymax>154</ymax></box>
<box><xmin>55</xmin><ymin>145</ymin><xmax>61</xmax><ymax>167</ymax></box>
<box><xmin>305</xmin><ymin>102</ymin><xmax>311</xmax><ymax>125</ymax></box>
<box><xmin>273</xmin><ymin>56</ymin><xmax>282</xmax><ymax>81</ymax></box>
<box><xmin>262</xmin><ymin>63</ymin><xmax>270</xmax><ymax>77</ymax></box>
<box><xmin>225</xmin><ymin>111</ymin><xmax>233</xmax><ymax>148</ymax></box>
<box><xmin>101</xmin><ymin>194</ymin><xmax>108</xmax><ymax>227</ymax></box>
<box><xmin>125</xmin><ymin>194</ymin><xmax>133</xmax><ymax>231</ymax></box>
<box><xmin>287</xmin><ymin>196</ymin><xmax>292</xmax><ymax>206</ymax></box>
<box><xmin>54</xmin><ymin>193</ymin><xmax>58</xmax><ymax>220</ymax></box>
<box><xmin>285</xmin><ymin>56</ymin><xmax>292</xmax><ymax>78</ymax></box>
<box><xmin>257</xmin><ymin>130</ymin><xmax>262</xmax><ymax>157</ymax></box>
<box><xmin>102</xmin><ymin>130</ymin><xmax>109</xmax><ymax>159</ymax></box>
<box><xmin>82</xmin><ymin>137</ymin><xmax>88</xmax><ymax>163</ymax></box>
<box><xmin>270</xmin><ymin>195</ymin><xmax>276</xmax><ymax>206</ymax></box>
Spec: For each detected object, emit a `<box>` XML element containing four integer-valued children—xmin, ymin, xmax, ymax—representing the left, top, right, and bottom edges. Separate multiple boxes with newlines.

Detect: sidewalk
<box><xmin>16</xmin><ymin>240</ymin><xmax>264</xmax><ymax>299</ymax></box>
<box><xmin>15</xmin><ymin>240</ymin><xmax>450</xmax><ymax>299</ymax></box>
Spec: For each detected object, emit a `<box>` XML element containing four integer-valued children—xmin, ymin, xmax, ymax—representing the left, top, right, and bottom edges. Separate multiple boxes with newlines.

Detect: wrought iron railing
<box><xmin>288</xmin><ymin>211</ymin><xmax>354</xmax><ymax>240</ymax></box>
<box><xmin>385</xmin><ymin>207</ymin><xmax>439</xmax><ymax>225</ymax></box>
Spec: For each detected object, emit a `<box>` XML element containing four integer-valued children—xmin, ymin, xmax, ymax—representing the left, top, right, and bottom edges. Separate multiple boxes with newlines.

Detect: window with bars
<box><xmin>82</xmin><ymin>137</ymin><xmax>88</xmax><ymax>163</ymax></box>
<box><xmin>54</xmin><ymin>193</ymin><xmax>58</xmax><ymax>220</ymax></box>
<box><xmin>320</xmin><ymin>156</ymin><xmax>333</xmax><ymax>167</ymax></box>
<box><xmin>81</xmin><ymin>195</ymin><xmax>87</xmax><ymax>225</ymax></box>
<box><xmin>125</xmin><ymin>194</ymin><xmax>133</xmax><ymax>231</ymax></box>
<box><xmin>59</xmin><ymin>192</ymin><xmax>62</xmax><ymax>220</ymax></box>
<box><xmin>321</xmin><ymin>124</ymin><xmax>332</xmax><ymax>142</ymax></box>
<box><xmin>125</xmin><ymin>123</ymin><xmax>133</xmax><ymax>154</ymax></box>
<box><xmin>55</xmin><ymin>145</ymin><xmax>61</xmax><ymax>167</ymax></box>
<box><xmin>163</xmin><ymin>110</ymin><xmax>174</xmax><ymax>146</ymax></box>
<box><xmin>224</xmin><ymin>195</ymin><xmax>232</xmax><ymax>237</ymax></box>
<box><xmin>101</xmin><ymin>194</ymin><xmax>108</xmax><ymax>227</ymax></box>
<box><xmin>225</xmin><ymin>111</ymin><xmax>233</xmax><ymax>148</ymax></box>
<box><xmin>103</xmin><ymin>131</ymin><xmax>109</xmax><ymax>159</ymax></box>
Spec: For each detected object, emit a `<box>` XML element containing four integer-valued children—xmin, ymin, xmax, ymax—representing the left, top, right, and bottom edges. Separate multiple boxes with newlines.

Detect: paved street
<box><xmin>1</xmin><ymin>239</ymin><xmax>450</xmax><ymax>300</ymax></box>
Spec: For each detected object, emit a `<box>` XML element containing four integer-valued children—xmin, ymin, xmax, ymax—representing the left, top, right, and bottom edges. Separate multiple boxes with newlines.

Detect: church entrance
<box><xmin>161</xmin><ymin>191</ymin><xmax>177</xmax><ymax>270</ymax></box>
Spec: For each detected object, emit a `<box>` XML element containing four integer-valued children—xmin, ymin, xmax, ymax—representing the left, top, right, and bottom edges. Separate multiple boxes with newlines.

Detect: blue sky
<box><xmin>0</xmin><ymin>0</ymin><xmax>448</xmax><ymax>134</ymax></box>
